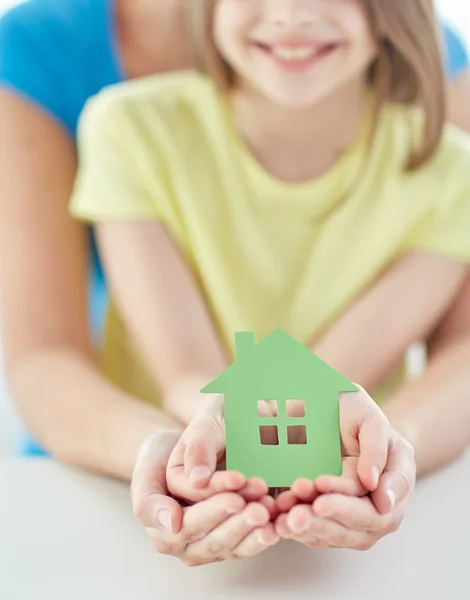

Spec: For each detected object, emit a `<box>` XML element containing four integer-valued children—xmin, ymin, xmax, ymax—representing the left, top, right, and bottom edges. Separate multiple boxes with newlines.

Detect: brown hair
<box><xmin>188</xmin><ymin>0</ymin><xmax>445</xmax><ymax>171</ymax></box>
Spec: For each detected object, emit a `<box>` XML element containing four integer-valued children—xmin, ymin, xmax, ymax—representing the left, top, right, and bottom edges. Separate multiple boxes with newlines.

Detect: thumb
<box><xmin>357</xmin><ymin>412</ymin><xmax>389</xmax><ymax>492</ymax></box>
<box><xmin>182</xmin><ymin>394</ymin><xmax>226</xmax><ymax>487</ymax></box>
<box><xmin>131</xmin><ymin>431</ymin><xmax>184</xmax><ymax>533</ymax></box>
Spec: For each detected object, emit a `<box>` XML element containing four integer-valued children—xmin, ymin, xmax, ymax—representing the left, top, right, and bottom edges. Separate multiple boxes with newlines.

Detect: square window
<box><xmin>258</xmin><ymin>400</ymin><xmax>278</xmax><ymax>417</ymax></box>
<box><xmin>286</xmin><ymin>400</ymin><xmax>306</xmax><ymax>417</ymax></box>
<box><xmin>260</xmin><ymin>426</ymin><xmax>279</xmax><ymax>445</ymax></box>
<box><xmin>287</xmin><ymin>426</ymin><xmax>307</xmax><ymax>445</ymax></box>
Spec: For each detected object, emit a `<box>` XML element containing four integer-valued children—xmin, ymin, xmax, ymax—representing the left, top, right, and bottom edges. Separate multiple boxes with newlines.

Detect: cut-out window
<box><xmin>260</xmin><ymin>426</ymin><xmax>279</xmax><ymax>445</ymax></box>
<box><xmin>258</xmin><ymin>400</ymin><xmax>278</xmax><ymax>417</ymax></box>
<box><xmin>287</xmin><ymin>426</ymin><xmax>307</xmax><ymax>445</ymax></box>
<box><xmin>286</xmin><ymin>400</ymin><xmax>306</xmax><ymax>417</ymax></box>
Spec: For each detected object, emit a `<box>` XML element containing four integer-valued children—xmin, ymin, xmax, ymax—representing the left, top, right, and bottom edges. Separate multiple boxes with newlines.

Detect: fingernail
<box><xmin>292</xmin><ymin>521</ymin><xmax>311</xmax><ymax>534</ymax></box>
<box><xmin>157</xmin><ymin>509</ymin><xmax>171</xmax><ymax>531</ymax></box>
<box><xmin>189</xmin><ymin>466</ymin><xmax>211</xmax><ymax>484</ymax></box>
<box><xmin>226</xmin><ymin>501</ymin><xmax>244</xmax><ymax>515</ymax></box>
<box><xmin>257</xmin><ymin>532</ymin><xmax>275</xmax><ymax>545</ymax></box>
<box><xmin>372</xmin><ymin>467</ymin><xmax>380</xmax><ymax>488</ymax></box>
<box><xmin>387</xmin><ymin>489</ymin><xmax>396</xmax><ymax>510</ymax></box>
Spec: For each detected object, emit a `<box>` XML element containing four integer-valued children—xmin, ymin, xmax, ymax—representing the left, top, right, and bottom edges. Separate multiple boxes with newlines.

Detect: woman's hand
<box><xmin>274</xmin><ymin>386</ymin><xmax>416</xmax><ymax>550</ymax></box>
<box><xmin>132</xmin><ymin>410</ymin><xmax>278</xmax><ymax>567</ymax></box>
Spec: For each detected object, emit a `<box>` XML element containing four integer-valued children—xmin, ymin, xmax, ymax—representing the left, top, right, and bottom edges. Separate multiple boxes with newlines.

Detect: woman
<box><xmin>0</xmin><ymin>0</ymin><xmax>469</xmax><ymax>474</ymax></box>
<box><xmin>0</xmin><ymin>0</ymin><xmax>195</xmax><ymax>468</ymax></box>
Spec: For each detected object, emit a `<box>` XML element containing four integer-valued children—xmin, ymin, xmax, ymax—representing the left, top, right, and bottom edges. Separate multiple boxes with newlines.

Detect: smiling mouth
<box><xmin>253</xmin><ymin>41</ymin><xmax>339</xmax><ymax>70</ymax></box>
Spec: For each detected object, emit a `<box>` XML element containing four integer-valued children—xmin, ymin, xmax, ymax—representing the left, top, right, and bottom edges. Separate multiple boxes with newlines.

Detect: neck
<box><xmin>231</xmin><ymin>78</ymin><xmax>370</xmax><ymax>182</ymax></box>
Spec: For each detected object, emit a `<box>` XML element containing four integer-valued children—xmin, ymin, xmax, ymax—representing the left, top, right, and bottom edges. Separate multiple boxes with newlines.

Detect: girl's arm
<box><xmin>96</xmin><ymin>221</ymin><xmax>229</xmax><ymax>425</ymax></box>
<box><xmin>0</xmin><ymin>92</ymin><xmax>182</xmax><ymax>481</ymax></box>
<box><xmin>309</xmin><ymin>252</ymin><xmax>470</xmax><ymax>476</ymax></box>
<box><xmin>382</xmin><ymin>274</ymin><xmax>470</xmax><ymax>476</ymax></box>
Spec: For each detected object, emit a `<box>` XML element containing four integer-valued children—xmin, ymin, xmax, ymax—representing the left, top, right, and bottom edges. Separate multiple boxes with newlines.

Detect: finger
<box><xmin>276</xmin><ymin>506</ymin><xmax>329</xmax><ymax>548</ymax></box>
<box><xmin>295</xmin><ymin>514</ymin><xmax>371</xmax><ymax>550</ymax></box>
<box><xmin>275</xmin><ymin>513</ymin><xmax>293</xmax><ymax>538</ymax></box>
<box><xmin>179</xmin><ymin>492</ymin><xmax>247</xmax><ymax>543</ymax></box>
<box><xmin>371</xmin><ymin>436</ymin><xmax>416</xmax><ymax>515</ymax></box>
<box><xmin>286</xmin><ymin>504</ymin><xmax>316</xmax><ymax>535</ymax></box>
<box><xmin>131</xmin><ymin>432</ymin><xmax>185</xmax><ymax>533</ymax></box>
<box><xmin>276</xmin><ymin>490</ymin><xmax>299</xmax><ymax>513</ymax></box>
<box><xmin>183</xmin><ymin>396</ymin><xmax>227</xmax><ymax>486</ymax></box>
<box><xmin>275</xmin><ymin>480</ymin><xmax>318</xmax><ymax>514</ymax></box>
<box><xmin>315</xmin><ymin>458</ymin><xmax>367</xmax><ymax>497</ymax></box>
<box><xmin>259</xmin><ymin>494</ymin><xmax>279</xmax><ymax>519</ymax></box>
<box><xmin>313</xmin><ymin>494</ymin><xmax>386</xmax><ymax>532</ymax></box>
<box><xmin>231</xmin><ymin>524</ymin><xmax>279</xmax><ymax>559</ymax></box>
<box><xmin>290</xmin><ymin>479</ymin><xmax>319</xmax><ymax>503</ymax></box>
<box><xmin>357</xmin><ymin>412</ymin><xmax>390</xmax><ymax>492</ymax></box>
<box><xmin>184</xmin><ymin>502</ymin><xmax>270</xmax><ymax>561</ymax></box>
<box><xmin>204</xmin><ymin>470</ymin><xmax>248</xmax><ymax>494</ymax></box>
<box><xmin>238</xmin><ymin>478</ymin><xmax>269</xmax><ymax>501</ymax></box>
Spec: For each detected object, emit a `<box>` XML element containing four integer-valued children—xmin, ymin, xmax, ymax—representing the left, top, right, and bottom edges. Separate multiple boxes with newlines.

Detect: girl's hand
<box><xmin>132</xmin><ymin>429</ymin><xmax>278</xmax><ymax>567</ymax></box>
<box><xmin>274</xmin><ymin>386</ymin><xmax>416</xmax><ymax>550</ymax></box>
<box><xmin>166</xmin><ymin>394</ymin><xmax>277</xmax><ymax>506</ymax></box>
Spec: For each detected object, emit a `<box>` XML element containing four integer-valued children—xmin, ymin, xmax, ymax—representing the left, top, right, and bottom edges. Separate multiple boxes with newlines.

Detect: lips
<box><xmin>253</xmin><ymin>40</ymin><xmax>339</xmax><ymax>69</ymax></box>
<box><xmin>271</xmin><ymin>45</ymin><xmax>321</xmax><ymax>61</ymax></box>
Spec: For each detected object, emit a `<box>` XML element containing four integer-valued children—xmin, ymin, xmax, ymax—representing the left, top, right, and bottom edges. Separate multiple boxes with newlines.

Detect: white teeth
<box><xmin>271</xmin><ymin>45</ymin><xmax>318</xmax><ymax>61</ymax></box>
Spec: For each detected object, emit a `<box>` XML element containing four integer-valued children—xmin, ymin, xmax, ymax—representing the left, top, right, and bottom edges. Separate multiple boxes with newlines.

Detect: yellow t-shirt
<box><xmin>70</xmin><ymin>71</ymin><xmax>470</xmax><ymax>406</ymax></box>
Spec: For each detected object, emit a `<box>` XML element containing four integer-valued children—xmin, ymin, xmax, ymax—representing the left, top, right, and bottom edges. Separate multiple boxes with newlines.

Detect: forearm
<box><xmin>7</xmin><ymin>346</ymin><xmax>184</xmax><ymax>481</ymax></box>
<box><xmin>97</xmin><ymin>222</ymin><xmax>230</xmax><ymax>425</ymax></box>
<box><xmin>381</xmin><ymin>337</ymin><xmax>470</xmax><ymax>476</ymax></box>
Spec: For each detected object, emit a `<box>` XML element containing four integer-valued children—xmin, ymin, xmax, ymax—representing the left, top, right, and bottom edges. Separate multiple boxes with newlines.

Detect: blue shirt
<box><xmin>443</xmin><ymin>23</ymin><xmax>470</xmax><ymax>79</ymax></box>
<box><xmin>0</xmin><ymin>0</ymin><xmax>125</xmax><ymax>340</ymax></box>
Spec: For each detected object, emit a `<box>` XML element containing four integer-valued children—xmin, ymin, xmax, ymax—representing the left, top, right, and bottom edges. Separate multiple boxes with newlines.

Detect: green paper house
<box><xmin>201</xmin><ymin>329</ymin><xmax>358</xmax><ymax>488</ymax></box>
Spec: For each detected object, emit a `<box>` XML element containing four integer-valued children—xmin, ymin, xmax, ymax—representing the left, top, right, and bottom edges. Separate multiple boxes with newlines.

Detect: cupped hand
<box><xmin>166</xmin><ymin>394</ymin><xmax>277</xmax><ymax>505</ymax></box>
<box><xmin>275</xmin><ymin>386</ymin><xmax>416</xmax><ymax>550</ymax></box>
<box><xmin>132</xmin><ymin>429</ymin><xmax>279</xmax><ymax>566</ymax></box>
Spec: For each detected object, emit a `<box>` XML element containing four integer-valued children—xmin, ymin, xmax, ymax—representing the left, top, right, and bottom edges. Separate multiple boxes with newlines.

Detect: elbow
<box><xmin>4</xmin><ymin>346</ymin><xmax>92</xmax><ymax>465</ymax></box>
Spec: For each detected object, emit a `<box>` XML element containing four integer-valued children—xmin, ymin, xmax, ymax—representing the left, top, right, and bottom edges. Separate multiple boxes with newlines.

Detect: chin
<box><xmin>261</xmin><ymin>85</ymin><xmax>333</xmax><ymax>110</ymax></box>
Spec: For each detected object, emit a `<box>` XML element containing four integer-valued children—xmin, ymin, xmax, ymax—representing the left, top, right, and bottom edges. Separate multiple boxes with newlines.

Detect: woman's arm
<box><xmin>0</xmin><ymin>91</ymin><xmax>182</xmax><ymax>480</ymax></box>
<box><xmin>96</xmin><ymin>221</ymin><xmax>229</xmax><ymax>425</ymax></box>
<box><xmin>381</xmin><ymin>274</ymin><xmax>470</xmax><ymax>476</ymax></box>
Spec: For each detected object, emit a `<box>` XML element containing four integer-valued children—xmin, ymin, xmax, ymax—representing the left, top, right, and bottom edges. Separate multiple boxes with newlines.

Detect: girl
<box><xmin>71</xmin><ymin>0</ymin><xmax>470</xmax><ymax>478</ymax></box>
<box><xmin>0</xmin><ymin>0</ymin><xmax>469</xmax><ymax>469</ymax></box>
<box><xmin>69</xmin><ymin>0</ymin><xmax>470</xmax><ymax>562</ymax></box>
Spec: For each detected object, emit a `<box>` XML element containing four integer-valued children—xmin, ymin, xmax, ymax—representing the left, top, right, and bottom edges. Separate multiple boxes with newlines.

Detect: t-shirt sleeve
<box><xmin>0</xmin><ymin>3</ymin><xmax>71</xmax><ymax>133</ymax></box>
<box><xmin>440</xmin><ymin>22</ymin><xmax>469</xmax><ymax>80</ymax></box>
<box><xmin>406</xmin><ymin>154</ymin><xmax>470</xmax><ymax>263</ymax></box>
<box><xmin>70</xmin><ymin>92</ymin><xmax>173</xmax><ymax>223</ymax></box>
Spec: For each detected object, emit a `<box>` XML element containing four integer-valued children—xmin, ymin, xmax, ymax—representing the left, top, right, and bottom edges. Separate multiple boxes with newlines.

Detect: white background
<box><xmin>0</xmin><ymin>0</ymin><xmax>470</xmax><ymax>456</ymax></box>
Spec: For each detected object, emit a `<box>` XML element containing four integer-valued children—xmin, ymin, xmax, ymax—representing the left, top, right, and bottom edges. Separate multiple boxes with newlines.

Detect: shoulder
<box><xmin>0</xmin><ymin>0</ymin><xmax>104</xmax><ymax>41</ymax></box>
<box><xmin>79</xmin><ymin>71</ymin><xmax>219</xmax><ymax>146</ymax></box>
<box><xmin>377</xmin><ymin>102</ymin><xmax>470</xmax><ymax>215</ymax></box>
<box><xmin>0</xmin><ymin>0</ymin><xmax>111</xmax><ymax>132</ymax></box>
<box><xmin>378</xmin><ymin>101</ymin><xmax>470</xmax><ymax>171</ymax></box>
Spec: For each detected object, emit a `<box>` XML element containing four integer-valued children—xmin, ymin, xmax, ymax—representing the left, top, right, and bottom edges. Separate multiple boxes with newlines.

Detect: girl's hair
<box><xmin>188</xmin><ymin>0</ymin><xmax>445</xmax><ymax>171</ymax></box>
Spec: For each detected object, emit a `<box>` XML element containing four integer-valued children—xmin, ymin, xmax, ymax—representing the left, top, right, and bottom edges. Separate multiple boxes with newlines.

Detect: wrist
<box><xmin>163</xmin><ymin>373</ymin><xmax>224</xmax><ymax>425</ymax></box>
<box><xmin>383</xmin><ymin>405</ymin><xmax>419</xmax><ymax>450</ymax></box>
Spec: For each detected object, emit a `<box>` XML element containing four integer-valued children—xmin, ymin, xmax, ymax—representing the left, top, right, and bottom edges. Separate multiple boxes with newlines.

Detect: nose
<box><xmin>264</xmin><ymin>0</ymin><xmax>318</xmax><ymax>30</ymax></box>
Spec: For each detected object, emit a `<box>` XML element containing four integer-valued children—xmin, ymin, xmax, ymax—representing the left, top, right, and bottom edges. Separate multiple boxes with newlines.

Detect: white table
<box><xmin>0</xmin><ymin>455</ymin><xmax>468</xmax><ymax>600</ymax></box>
